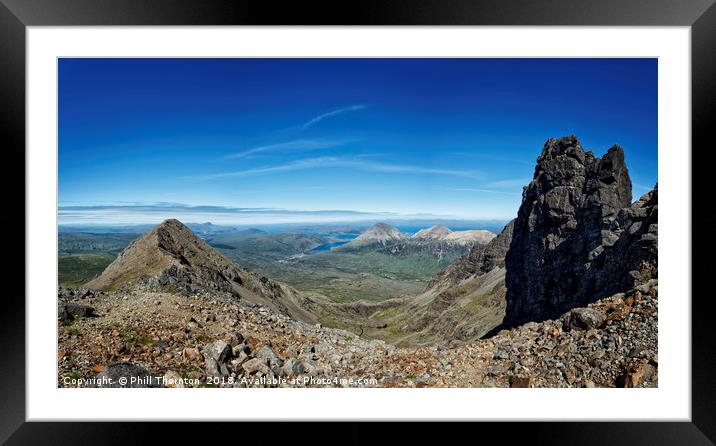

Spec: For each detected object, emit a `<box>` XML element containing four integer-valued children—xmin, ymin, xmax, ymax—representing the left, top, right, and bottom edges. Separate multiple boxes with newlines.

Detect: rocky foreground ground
<box><xmin>58</xmin><ymin>279</ymin><xmax>657</xmax><ymax>388</ymax></box>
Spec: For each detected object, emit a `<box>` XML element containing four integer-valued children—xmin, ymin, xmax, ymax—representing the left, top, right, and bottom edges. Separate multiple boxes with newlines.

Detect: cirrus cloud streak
<box><xmin>302</xmin><ymin>104</ymin><xmax>368</xmax><ymax>129</ymax></box>
<box><xmin>186</xmin><ymin>157</ymin><xmax>482</xmax><ymax>181</ymax></box>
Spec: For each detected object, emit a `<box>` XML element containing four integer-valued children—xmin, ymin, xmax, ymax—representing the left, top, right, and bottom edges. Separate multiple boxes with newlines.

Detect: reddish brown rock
<box><xmin>510</xmin><ymin>377</ymin><xmax>533</xmax><ymax>388</ymax></box>
<box><xmin>622</xmin><ymin>363</ymin><xmax>656</xmax><ymax>388</ymax></box>
<box><xmin>183</xmin><ymin>347</ymin><xmax>202</xmax><ymax>362</ymax></box>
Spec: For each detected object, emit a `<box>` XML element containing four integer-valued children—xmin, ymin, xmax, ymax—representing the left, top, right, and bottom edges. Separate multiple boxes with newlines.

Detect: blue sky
<box><xmin>59</xmin><ymin>58</ymin><xmax>657</xmax><ymax>225</ymax></box>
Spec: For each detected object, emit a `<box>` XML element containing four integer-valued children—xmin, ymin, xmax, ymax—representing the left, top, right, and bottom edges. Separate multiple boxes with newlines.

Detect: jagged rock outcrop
<box><xmin>504</xmin><ymin>136</ymin><xmax>657</xmax><ymax>326</ymax></box>
<box><xmin>605</xmin><ymin>184</ymin><xmax>658</xmax><ymax>285</ymax></box>
<box><xmin>85</xmin><ymin>219</ymin><xmax>316</xmax><ymax>323</ymax></box>
<box><xmin>427</xmin><ymin>220</ymin><xmax>514</xmax><ymax>291</ymax></box>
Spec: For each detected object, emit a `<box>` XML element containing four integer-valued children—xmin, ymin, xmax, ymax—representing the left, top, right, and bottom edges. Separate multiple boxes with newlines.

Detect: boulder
<box><xmin>58</xmin><ymin>303</ymin><xmax>97</xmax><ymax>320</ymax></box>
<box><xmin>205</xmin><ymin>357</ymin><xmax>221</xmax><ymax>378</ymax></box>
<box><xmin>203</xmin><ymin>340</ymin><xmax>232</xmax><ymax>364</ymax></box>
<box><xmin>232</xmin><ymin>343</ymin><xmax>250</xmax><ymax>357</ymax></box>
<box><xmin>281</xmin><ymin>358</ymin><xmax>307</xmax><ymax>377</ymax></box>
<box><xmin>241</xmin><ymin>357</ymin><xmax>272</xmax><ymax>376</ymax></box>
<box><xmin>79</xmin><ymin>288</ymin><xmax>95</xmax><ymax>299</ymax></box>
<box><xmin>94</xmin><ymin>362</ymin><xmax>161</xmax><ymax>388</ymax></box>
<box><xmin>302</xmin><ymin>360</ymin><xmax>324</xmax><ymax>376</ymax></box>
<box><xmin>620</xmin><ymin>363</ymin><xmax>656</xmax><ymax>388</ymax></box>
<box><xmin>567</xmin><ymin>308</ymin><xmax>607</xmax><ymax>330</ymax></box>
<box><xmin>182</xmin><ymin>347</ymin><xmax>203</xmax><ymax>362</ymax></box>
<box><xmin>255</xmin><ymin>346</ymin><xmax>284</xmax><ymax>368</ymax></box>
<box><xmin>229</xmin><ymin>353</ymin><xmax>250</xmax><ymax>372</ymax></box>
<box><xmin>227</xmin><ymin>331</ymin><xmax>245</xmax><ymax>347</ymax></box>
<box><xmin>510</xmin><ymin>377</ymin><xmax>533</xmax><ymax>388</ymax></box>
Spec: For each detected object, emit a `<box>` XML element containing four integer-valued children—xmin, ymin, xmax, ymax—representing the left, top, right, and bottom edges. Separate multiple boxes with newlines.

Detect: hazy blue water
<box><xmin>332</xmin><ymin>233</ymin><xmax>360</xmax><ymax>240</ymax></box>
<box><xmin>310</xmin><ymin>241</ymin><xmax>350</xmax><ymax>253</ymax></box>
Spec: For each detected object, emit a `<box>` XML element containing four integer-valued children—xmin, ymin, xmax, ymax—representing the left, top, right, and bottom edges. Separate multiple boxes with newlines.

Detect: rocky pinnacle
<box><xmin>504</xmin><ymin>136</ymin><xmax>657</xmax><ymax>326</ymax></box>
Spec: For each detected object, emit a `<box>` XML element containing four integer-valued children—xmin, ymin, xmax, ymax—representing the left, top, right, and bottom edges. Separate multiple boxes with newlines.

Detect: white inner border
<box><xmin>27</xmin><ymin>27</ymin><xmax>691</xmax><ymax>421</ymax></box>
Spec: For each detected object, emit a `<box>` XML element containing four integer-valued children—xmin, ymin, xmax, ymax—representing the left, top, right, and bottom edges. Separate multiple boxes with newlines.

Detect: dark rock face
<box><xmin>472</xmin><ymin>220</ymin><xmax>515</xmax><ymax>275</ymax></box>
<box><xmin>607</xmin><ymin>184</ymin><xmax>658</xmax><ymax>285</ymax></box>
<box><xmin>427</xmin><ymin>220</ymin><xmax>514</xmax><ymax>291</ymax></box>
<box><xmin>504</xmin><ymin>136</ymin><xmax>657</xmax><ymax>326</ymax></box>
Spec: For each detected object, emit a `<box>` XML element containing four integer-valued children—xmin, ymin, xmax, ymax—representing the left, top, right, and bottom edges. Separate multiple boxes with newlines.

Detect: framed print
<box><xmin>4</xmin><ymin>0</ymin><xmax>715</xmax><ymax>443</ymax></box>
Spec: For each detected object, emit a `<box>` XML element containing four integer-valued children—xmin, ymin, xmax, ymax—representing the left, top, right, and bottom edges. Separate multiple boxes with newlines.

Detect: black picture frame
<box><xmin>3</xmin><ymin>0</ymin><xmax>713</xmax><ymax>443</ymax></box>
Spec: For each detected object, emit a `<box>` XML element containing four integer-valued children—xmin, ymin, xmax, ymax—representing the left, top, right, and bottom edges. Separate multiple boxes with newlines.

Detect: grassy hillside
<box><xmin>208</xmin><ymin>232</ymin><xmax>328</xmax><ymax>260</ymax></box>
<box><xmin>361</xmin><ymin>267</ymin><xmax>507</xmax><ymax>346</ymax></box>
<box><xmin>302</xmin><ymin>248</ymin><xmax>457</xmax><ymax>281</ymax></box>
<box><xmin>59</xmin><ymin>232</ymin><xmax>138</xmax><ymax>256</ymax></box>
<box><xmin>238</xmin><ymin>246</ymin><xmax>464</xmax><ymax>303</ymax></box>
<box><xmin>58</xmin><ymin>253</ymin><xmax>116</xmax><ymax>287</ymax></box>
<box><xmin>58</xmin><ymin>232</ymin><xmax>135</xmax><ymax>287</ymax></box>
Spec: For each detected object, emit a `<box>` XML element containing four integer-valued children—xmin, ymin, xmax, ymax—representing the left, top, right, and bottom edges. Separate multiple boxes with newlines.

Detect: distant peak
<box><xmin>412</xmin><ymin>225</ymin><xmax>452</xmax><ymax>240</ymax></box>
<box><xmin>371</xmin><ymin>222</ymin><xmax>396</xmax><ymax>230</ymax></box>
<box><xmin>352</xmin><ymin>222</ymin><xmax>406</xmax><ymax>245</ymax></box>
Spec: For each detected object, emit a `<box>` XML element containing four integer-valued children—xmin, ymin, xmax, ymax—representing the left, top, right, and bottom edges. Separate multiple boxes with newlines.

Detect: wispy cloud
<box><xmin>449</xmin><ymin>152</ymin><xmax>534</xmax><ymax>166</ymax></box>
<box><xmin>351</xmin><ymin>159</ymin><xmax>480</xmax><ymax>178</ymax></box>
<box><xmin>188</xmin><ymin>157</ymin><xmax>481</xmax><ymax>181</ymax></box>
<box><xmin>224</xmin><ymin>139</ymin><xmax>342</xmax><ymax>160</ymax></box>
<box><xmin>302</xmin><ymin>104</ymin><xmax>368</xmax><ymax>129</ymax></box>
<box><xmin>188</xmin><ymin>157</ymin><xmax>339</xmax><ymax>180</ymax></box>
<box><xmin>441</xmin><ymin>187</ymin><xmax>521</xmax><ymax>196</ymax></box>
<box><xmin>482</xmin><ymin>178</ymin><xmax>531</xmax><ymax>189</ymax></box>
<box><xmin>437</xmin><ymin>178</ymin><xmax>528</xmax><ymax>196</ymax></box>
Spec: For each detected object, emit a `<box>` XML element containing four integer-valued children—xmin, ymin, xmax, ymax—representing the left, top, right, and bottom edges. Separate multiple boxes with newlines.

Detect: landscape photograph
<box><xmin>57</xmin><ymin>58</ymin><xmax>658</xmax><ymax>388</ymax></box>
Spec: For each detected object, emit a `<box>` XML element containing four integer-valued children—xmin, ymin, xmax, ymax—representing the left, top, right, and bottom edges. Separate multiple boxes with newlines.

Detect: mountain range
<box><xmin>349</xmin><ymin>222</ymin><xmax>495</xmax><ymax>247</ymax></box>
<box><xmin>412</xmin><ymin>224</ymin><xmax>495</xmax><ymax>245</ymax></box>
<box><xmin>338</xmin><ymin>223</ymin><xmax>495</xmax><ymax>267</ymax></box>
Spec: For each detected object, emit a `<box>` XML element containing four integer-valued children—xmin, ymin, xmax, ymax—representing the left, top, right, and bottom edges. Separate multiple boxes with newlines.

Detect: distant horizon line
<box><xmin>57</xmin><ymin>216</ymin><xmax>513</xmax><ymax>228</ymax></box>
<box><xmin>57</xmin><ymin>202</ymin><xmax>517</xmax><ymax>226</ymax></box>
